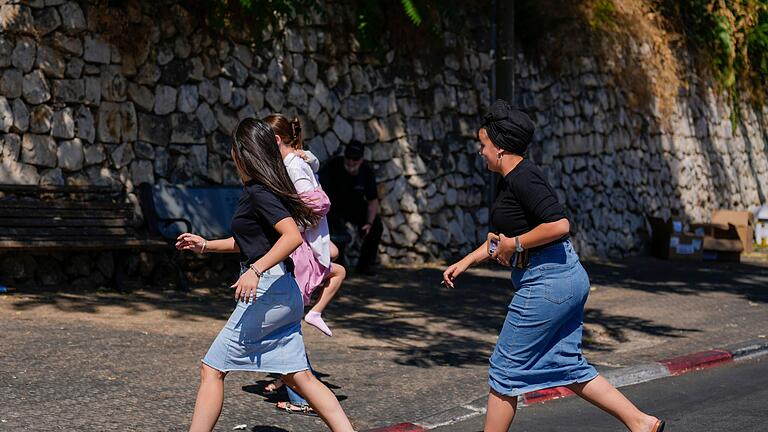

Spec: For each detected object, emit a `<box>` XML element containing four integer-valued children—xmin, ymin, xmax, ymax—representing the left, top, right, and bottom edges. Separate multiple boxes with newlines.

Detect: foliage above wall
<box><xmin>194</xmin><ymin>0</ymin><xmax>485</xmax><ymax>60</ymax></box>
<box><xmin>657</xmin><ymin>0</ymin><xmax>768</xmax><ymax>104</ymax></box>
<box><xmin>514</xmin><ymin>0</ymin><xmax>768</xmax><ymax>124</ymax></box>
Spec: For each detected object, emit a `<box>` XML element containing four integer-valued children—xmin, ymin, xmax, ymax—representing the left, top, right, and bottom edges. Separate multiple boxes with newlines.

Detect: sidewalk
<box><xmin>1</xmin><ymin>254</ymin><xmax>766</xmax><ymax>431</ymax></box>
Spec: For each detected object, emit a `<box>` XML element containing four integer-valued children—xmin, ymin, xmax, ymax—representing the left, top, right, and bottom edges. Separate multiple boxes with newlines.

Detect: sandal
<box><xmin>275</xmin><ymin>401</ymin><xmax>317</xmax><ymax>417</ymax></box>
<box><xmin>263</xmin><ymin>378</ymin><xmax>284</xmax><ymax>394</ymax></box>
<box><xmin>651</xmin><ymin>419</ymin><xmax>666</xmax><ymax>432</ymax></box>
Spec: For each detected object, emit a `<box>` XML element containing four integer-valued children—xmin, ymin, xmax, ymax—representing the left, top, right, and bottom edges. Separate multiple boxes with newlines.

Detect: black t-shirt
<box><xmin>319</xmin><ymin>157</ymin><xmax>378</xmax><ymax>222</ymax></box>
<box><xmin>231</xmin><ymin>181</ymin><xmax>291</xmax><ymax>265</ymax></box>
<box><xmin>490</xmin><ymin>159</ymin><xmax>568</xmax><ymax>240</ymax></box>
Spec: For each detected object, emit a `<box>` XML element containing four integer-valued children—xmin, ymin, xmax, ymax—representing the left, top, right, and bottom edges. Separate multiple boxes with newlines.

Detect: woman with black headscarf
<box><xmin>442</xmin><ymin>100</ymin><xmax>664</xmax><ymax>432</ymax></box>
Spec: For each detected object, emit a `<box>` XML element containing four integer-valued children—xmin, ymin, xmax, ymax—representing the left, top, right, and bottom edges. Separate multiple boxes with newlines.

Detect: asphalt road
<box><xmin>433</xmin><ymin>356</ymin><xmax>768</xmax><ymax>431</ymax></box>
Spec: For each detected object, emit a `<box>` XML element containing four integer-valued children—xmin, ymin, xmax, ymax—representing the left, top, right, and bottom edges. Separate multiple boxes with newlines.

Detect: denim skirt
<box><xmin>488</xmin><ymin>240</ymin><xmax>598</xmax><ymax>397</ymax></box>
<box><xmin>202</xmin><ymin>262</ymin><xmax>310</xmax><ymax>374</ymax></box>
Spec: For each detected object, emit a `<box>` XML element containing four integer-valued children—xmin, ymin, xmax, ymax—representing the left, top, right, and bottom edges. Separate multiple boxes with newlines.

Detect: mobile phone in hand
<box><xmin>489</xmin><ymin>237</ymin><xmax>499</xmax><ymax>255</ymax></box>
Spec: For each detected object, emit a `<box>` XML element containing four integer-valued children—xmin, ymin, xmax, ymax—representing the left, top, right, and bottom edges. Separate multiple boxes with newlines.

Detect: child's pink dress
<box><xmin>283</xmin><ymin>152</ymin><xmax>332</xmax><ymax>304</ymax></box>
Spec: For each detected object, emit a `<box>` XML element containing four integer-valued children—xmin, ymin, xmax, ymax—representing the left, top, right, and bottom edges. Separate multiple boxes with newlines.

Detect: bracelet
<box><xmin>200</xmin><ymin>240</ymin><xmax>207</xmax><ymax>254</ymax></box>
<box><xmin>249</xmin><ymin>264</ymin><xmax>263</xmax><ymax>278</ymax></box>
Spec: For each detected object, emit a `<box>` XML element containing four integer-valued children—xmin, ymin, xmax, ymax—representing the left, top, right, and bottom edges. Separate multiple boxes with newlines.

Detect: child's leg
<box><xmin>305</xmin><ymin>263</ymin><xmax>346</xmax><ymax>337</ymax></box>
<box><xmin>311</xmin><ymin>263</ymin><xmax>345</xmax><ymax>314</ymax></box>
<box><xmin>330</xmin><ymin>241</ymin><xmax>339</xmax><ymax>262</ymax></box>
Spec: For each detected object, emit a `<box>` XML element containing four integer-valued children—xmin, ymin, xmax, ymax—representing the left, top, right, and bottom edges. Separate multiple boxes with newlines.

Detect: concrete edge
<box><xmin>601</xmin><ymin>362</ymin><xmax>671</xmax><ymax>388</ymax></box>
<box><xmin>366</xmin><ymin>340</ymin><xmax>768</xmax><ymax>431</ymax></box>
<box><xmin>725</xmin><ymin>338</ymin><xmax>768</xmax><ymax>360</ymax></box>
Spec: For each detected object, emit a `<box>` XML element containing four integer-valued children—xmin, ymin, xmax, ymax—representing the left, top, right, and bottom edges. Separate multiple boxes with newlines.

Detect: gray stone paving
<box><xmin>1</xmin><ymin>256</ymin><xmax>767</xmax><ymax>431</ymax></box>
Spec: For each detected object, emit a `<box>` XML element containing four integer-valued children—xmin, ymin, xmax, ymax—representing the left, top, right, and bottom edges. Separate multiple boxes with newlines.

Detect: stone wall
<box><xmin>0</xmin><ymin>0</ymin><xmax>492</xmax><ymax>274</ymax></box>
<box><xmin>516</xmin><ymin>55</ymin><xmax>768</xmax><ymax>257</ymax></box>
<box><xmin>1</xmin><ymin>0</ymin><xmax>767</xmax><ymax>278</ymax></box>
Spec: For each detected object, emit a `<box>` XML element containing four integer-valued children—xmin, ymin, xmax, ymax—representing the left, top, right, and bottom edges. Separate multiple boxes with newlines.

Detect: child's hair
<box><xmin>264</xmin><ymin>114</ymin><xmax>303</xmax><ymax>150</ymax></box>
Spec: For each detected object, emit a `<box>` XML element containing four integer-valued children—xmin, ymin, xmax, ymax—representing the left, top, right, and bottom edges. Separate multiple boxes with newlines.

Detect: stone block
<box><xmin>22</xmin><ymin>133</ymin><xmax>57</xmax><ymax>167</ymax></box>
<box><xmin>170</xmin><ymin>113</ymin><xmax>205</xmax><ymax>144</ymax></box>
<box><xmin>51</xmin><ymin>107</ymin><xmax>75</xmax><ymax>138</ymax></box>
<box><xmin>51</xmin><ymin>78</ymin><xmax>84</xmax><ymax>103</ymax></box>
<box><xmin>22</xmin><ymin>70</ymin><xmax>51</xmax><ymax>104</ymax></box>
<box><xmin>83</xmin><ymin>35</ymin><xmax>110</xmax><ymax>64</ymax></box>
<box><xmin>57</xmin><ymin>138</ymin><xmax>83</xmax><ymax>171</ymax></box>
<box><xmin>97</xmin><ymin>102</ymin><xmax>137</xmax><ymax>143</ymax></box>
<box><xmin>137</xmin><ymin>112</ymin><xmax>169</xmax><ymax>146</ymax></box>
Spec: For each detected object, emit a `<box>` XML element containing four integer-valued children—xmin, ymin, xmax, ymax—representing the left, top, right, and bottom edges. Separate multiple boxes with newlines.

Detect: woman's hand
<box><xmin>232</xmin><ymin>268</ymin><xmax>260</xmax><ymax>303</ymax></box>
<box><xmin>176</xmin><ymin>233</ymin><xmax>207</xmax><ymax>253</ymax></box>
<box><xmin>442</xmin><ymin>258</ymin><xmax>471</xmax><ymax>288</ymax></box>
<box><xmin>491</xmin><ymin>233</ymin><xmax>514</xmax><ymax>266</ymax></box>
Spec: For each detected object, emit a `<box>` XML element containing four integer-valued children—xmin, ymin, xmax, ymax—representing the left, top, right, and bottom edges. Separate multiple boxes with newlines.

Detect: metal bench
<box><xmin>0</xmin><ymin>184</ymin><xmax>169</xmax><ymax>289</ymax></box>
<box><xmin>138</xmin><ymin>183</ymin><xmax>242</xmax><ymax>289</ymax></box>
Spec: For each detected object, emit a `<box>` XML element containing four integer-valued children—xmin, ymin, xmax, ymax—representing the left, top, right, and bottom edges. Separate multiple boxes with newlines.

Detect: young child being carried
<box><xmin>266</xmin><ymin>114</ymin><xmax>345</xmax><ymax>337</ymax></box>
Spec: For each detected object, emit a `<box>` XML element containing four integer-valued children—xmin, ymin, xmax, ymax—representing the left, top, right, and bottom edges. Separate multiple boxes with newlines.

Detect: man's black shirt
<box><xmin>319</xmin><ymin>157</ymin><xmax>378</xmax><ymax>224</ymax></box>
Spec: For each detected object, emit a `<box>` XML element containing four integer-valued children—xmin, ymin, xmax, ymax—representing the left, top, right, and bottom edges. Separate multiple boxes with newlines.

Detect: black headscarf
<box><xmin>481</xmin><ymin>99</ymin><xmax>535</xmax><ymax>155</ymax></box>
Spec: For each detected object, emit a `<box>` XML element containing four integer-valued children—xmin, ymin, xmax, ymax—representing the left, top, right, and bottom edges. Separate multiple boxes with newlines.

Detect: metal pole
<box><xmin>488</xmin><ymin>0</ymin><xmax>515</xmax><ymax>209</ymax></box>
<box><xmin>495</xmin><ymin>0</ymin><xmax>515</xmax><ymax>104</ymax></box>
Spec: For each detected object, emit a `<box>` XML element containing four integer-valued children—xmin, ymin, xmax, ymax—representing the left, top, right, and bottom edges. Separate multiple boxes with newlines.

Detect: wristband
<box><xmin>249</xmin><ymin>264</ymin><xmax>263</xmax><ymax>278</ymax></box>
<box><xmin>514</xmin><ymin>236</ymin><xmax>524</xmax><ymax>253</ymax></box>
<box><xmin>200</xmin><ymin>240</ymin><xmax>207</xmax><ymax>254</ymax></box>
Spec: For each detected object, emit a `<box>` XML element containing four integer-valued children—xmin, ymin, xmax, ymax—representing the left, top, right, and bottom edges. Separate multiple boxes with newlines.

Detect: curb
<box><xmin>362</xmin><ymin>339</ymin><xmax>768</xmax><ymax>431</ymax></box>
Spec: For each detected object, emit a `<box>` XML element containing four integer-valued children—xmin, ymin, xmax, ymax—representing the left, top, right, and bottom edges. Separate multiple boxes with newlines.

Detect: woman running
<box><xmin>176</xmin><ymin>118</ymin><xmax>353</xmax><ymax>432</ymax></box>
<box><xmin>442</xmin><ymin>100</ymin><xmax>665</xmax><ymax>432</ymax></box>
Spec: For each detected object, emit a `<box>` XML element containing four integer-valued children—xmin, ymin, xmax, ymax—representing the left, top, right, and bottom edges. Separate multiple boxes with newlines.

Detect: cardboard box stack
<box><xmin>691</xmin><ymin>222</ymin><xmax>743</xmax><ymax>262</ymax></box>
<box><xmin>712</xmin><ymin>210</ymin><xmax>754</xmax><ymax>253</ymax></box>
<box><xmin>649</xmin><ymin>217</ymin><xmax>704</xmax><ymax>260</ymax></box>
<box><xmin>649</xmin><ymin>209</ymin><xmax>755</xmax><ymax>262</ymax></box>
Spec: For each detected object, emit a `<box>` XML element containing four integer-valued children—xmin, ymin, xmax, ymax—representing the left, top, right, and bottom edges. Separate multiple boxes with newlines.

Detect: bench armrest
<box><xmin>157</xmin><ymin>217</ymin><xmax>192</xmax><ymax>236</ymax></box>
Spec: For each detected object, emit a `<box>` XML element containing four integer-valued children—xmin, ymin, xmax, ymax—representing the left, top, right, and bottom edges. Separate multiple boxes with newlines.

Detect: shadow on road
<box><xmin>6</xmin><ymin>256</ymin><xmax>767</xmax><ymax>368</ymax></box>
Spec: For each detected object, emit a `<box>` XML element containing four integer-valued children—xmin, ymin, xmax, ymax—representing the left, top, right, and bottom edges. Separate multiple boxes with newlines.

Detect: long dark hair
<box><xmin>264</xmin><ymin>114</ymin><xmax>303</xmax><ymax>150</ymax></box>
<box><xmin>231</xmin><ymin>118</ymin><xmax>319</xmax><ymax>228</ymax></box>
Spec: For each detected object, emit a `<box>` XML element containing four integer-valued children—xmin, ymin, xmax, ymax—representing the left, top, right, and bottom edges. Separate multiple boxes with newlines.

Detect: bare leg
<box><xmin>282</xmin><ymin>370</ymin><xmax>354</xmax><ymax>432</ymax></box>
<box><xmin>330</xmin><ymin>241</ymin><xmax>339</xmax><ymax>262</ymax></box>
<box><xmin>305</xmin><ymin>263</ymin><xmax>345</xmax><ymax>336</ymax></box>
<box><xmin>310</xmin><ymin>263</ymin><xmax>345</xmax><ymax>314</ymax></box>
<box><xmin>566</xmin><ymin>375</ymin><xmax>659</xmax><ymax>432</ymax></box>
<box><xmin>189</xmin><ymin>364</ymin><xmax>227</xmax><ymax>432</ymax></box>
<box><xmin>483</xmin><ymin>389</ymin><xmax>517</xmax><ymax>432</ymax></box>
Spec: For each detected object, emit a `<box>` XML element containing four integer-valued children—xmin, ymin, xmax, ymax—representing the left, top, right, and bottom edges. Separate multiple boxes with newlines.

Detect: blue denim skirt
<box><xmin>488</xmin><ymin>239</ymin><xmax>598</xmax><ymax>397</ymax></box>
<box><xmin>202</xmin><ymin>263</ymin><xmax>310</xmax><ymax>374</ymax></box>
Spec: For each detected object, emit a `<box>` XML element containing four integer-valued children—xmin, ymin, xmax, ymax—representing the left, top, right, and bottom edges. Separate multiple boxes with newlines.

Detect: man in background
<box><xmin>319</xmin><ymin>142</ymin><xmax>382</xmax><ymax>275</ymax></box>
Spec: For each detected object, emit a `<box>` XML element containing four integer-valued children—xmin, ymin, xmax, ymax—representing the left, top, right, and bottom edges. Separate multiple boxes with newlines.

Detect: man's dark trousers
<box><xmin>329</xmin><ymin>214</ymin><xmax>383</xmax><ymax>272</ymax></box>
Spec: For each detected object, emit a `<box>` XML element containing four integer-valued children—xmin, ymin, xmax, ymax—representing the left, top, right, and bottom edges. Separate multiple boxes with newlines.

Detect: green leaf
<box><xmin>400</xmin><ymin>0</ymin><xmax>423</xmax><ymax>26</ymax></box>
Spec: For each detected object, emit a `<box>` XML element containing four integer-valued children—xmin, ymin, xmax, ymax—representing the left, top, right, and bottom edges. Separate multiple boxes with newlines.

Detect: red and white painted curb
<box><xmin>362</xmin><ymin>339</ymin><xmax>768</xmax><ymax>431</ymax></box>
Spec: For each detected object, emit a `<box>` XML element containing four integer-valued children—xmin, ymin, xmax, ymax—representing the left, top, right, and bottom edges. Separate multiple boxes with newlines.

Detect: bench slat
<box><xmin>0</xmin><ymin>227</ymin><xmax>134</xmax><ymax>237</ymax></box>
<box><xmin>0</xmin><ymin>208</ymin><xmax>133</xmax><ymax>219</ymax></box>
<box><xmin>0</xmin><ymin>218</ymin><xmax>131</xmax><ymax>228</ymax></box>
<box><xmin>0</xmin><ymin>200</ymin><xmax>132</xmax><ymax>210</ymax></box>
<box><xmin>0</xmin><ymin>238</ymin><xmax>168</xmax><ymax>251</ymax></box>
<box><xmin>0</xmin><ymin>185</ymin><xmax>120</xmax><ymax>194</ymax></box>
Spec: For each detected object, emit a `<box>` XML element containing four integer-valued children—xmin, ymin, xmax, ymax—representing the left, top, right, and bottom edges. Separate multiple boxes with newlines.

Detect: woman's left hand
<box><xmin>232</xmin><ymin>269</ymin><xmax>260</xmax><ymax>303</ymax></box>
<box><xmin>491</xmin><ymin>233</ymin><xmax>514</xmax><ymax>266</ymax></box>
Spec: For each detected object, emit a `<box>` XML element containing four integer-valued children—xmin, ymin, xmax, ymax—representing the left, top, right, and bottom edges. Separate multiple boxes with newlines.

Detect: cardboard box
<box><xmin>691</xmin><ymin>222</ymin><xmax>743</xmax><ymax>262</ymax></box>
<box><xmin>649</xmin><ymin>217</ymin><xmax>704</xmax><ymax>261</ymax></box>
<box><xmin>712</xmin><ymin>210</ymin><xmax>754</xmax><ymax>253</ymax></box>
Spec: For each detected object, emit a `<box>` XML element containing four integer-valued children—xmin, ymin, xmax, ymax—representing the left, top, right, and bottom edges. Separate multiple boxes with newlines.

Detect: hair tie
<box><xmin>290</xmin><ymin>119</ymin><xmax>302</xmax><ymax>139</ymax></box>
